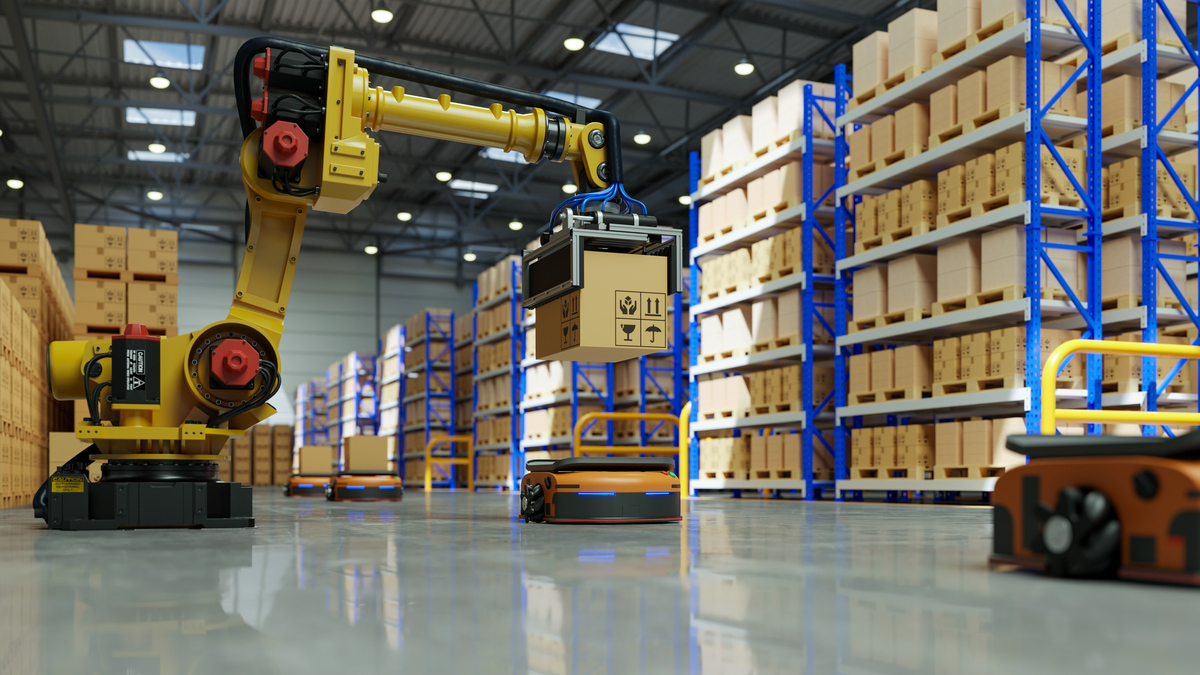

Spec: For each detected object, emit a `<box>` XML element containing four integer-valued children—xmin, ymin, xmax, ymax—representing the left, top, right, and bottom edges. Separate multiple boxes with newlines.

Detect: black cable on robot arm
<box><xmin>233</xmin><ymin>37</ymin><xmax>625</xmax><ymax>182</ymax></box>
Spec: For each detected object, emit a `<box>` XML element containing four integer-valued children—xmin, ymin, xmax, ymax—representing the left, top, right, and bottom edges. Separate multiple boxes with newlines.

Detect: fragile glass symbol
<box><xmin>619</xmin><ymin>296</ymin><xmax>637</xmax><ymax>315</ymax></box>
<box><xmin>621</xmin><ymin>324</ymin><xmax>637</xmax><ymax>341</ymax></box>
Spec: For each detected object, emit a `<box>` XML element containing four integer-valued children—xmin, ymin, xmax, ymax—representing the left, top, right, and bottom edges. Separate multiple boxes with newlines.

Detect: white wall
<box><xmin>178</xmin><ymin>252</ymin><xmax>474</xmax><ymax>426</ymax></box>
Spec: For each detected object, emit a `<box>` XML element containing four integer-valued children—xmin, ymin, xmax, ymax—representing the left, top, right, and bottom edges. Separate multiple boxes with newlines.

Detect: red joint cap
<box><xmin>251</xmin><ymin>90</ymin><xmax>268</xmax><ymax>122</ymax></box>
<box><xmin>253</xmin><ymin>49</ymin><xmax>271</xmax><ymax>83</ymax></box>
<box><xmin>116</xmin><ymin>324</ymin><xmax>159</xmax><ymax>342</ymax></box>
<box><xmin>263</xmin><ymin>121</ymin><xmax>310</xmax><ymax>168</ymax></box>
<box><xmin>212</xmin><ymin>339</ymin><xmax>260</xmax><ymax>388</ymax></box>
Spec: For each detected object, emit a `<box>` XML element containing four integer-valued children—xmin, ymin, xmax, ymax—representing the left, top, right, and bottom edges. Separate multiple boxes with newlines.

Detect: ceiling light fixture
<box><xmin>463</xmin><ymin>252</ymin><xmax>477</xmax><ymax>262</ymax></box>
<box><xmin>435</xmin><ymin>171</ymin><xmax>453</xmax><ymax>182</ymax></box>
<box><xmin>146</xmin><ymin>190</ymin><xmax>164</xmax><ymax>201</ymax></box>
<box><xmin>563</xmin><ymin>37</ymin><xmax>585</xmax><ymax>51</ymax></box>
<box><xmin>6</xmin><ymin>178</ymin><xmax>23</xmax><ymax>190</ymax></box>
<box><xmin>678</xmin><ymin>195</ymin><xmax>692</xmax><ymax>206</ymax></box>
<box><xmin>734</xmin><ymin>56</ymin><xmax>755</xmax><ymax>76</ymax></box>
<box><xmin>371</xmin><ymin>6</ymin><xmax>394</xmax><ymax>23</ymax></box>
<box><xmin>364</xmin><ymin>245</ymin><xmax>379</xmax><ymax>255</ymax></box>
<box><xmin>149</xmin><ymin>75</ymin><xmax>171</xmax><ymax>89</ymax></box>
<box><xmin>633</xmin><ymin>129</ymin><xmax>651</xmax><ymax>145</ymax></box>
<box><xmin>508</xmin><ymin>220</ymin><xmax>523</xmax><ymax>231</ymax></box>
<box><xmin>562</xmin><ymin>183</ymin><xmax>578</xmax><ymax>194</ymax></box>
<box><xmin>148</xmin><ymin>142</ymin><xmax>167</xmax><ymax>154</ymax></box>
<box><xmin>396</xmin><ymin>211</ymin><xmax>412</xmax><ymax>221</ymax></box>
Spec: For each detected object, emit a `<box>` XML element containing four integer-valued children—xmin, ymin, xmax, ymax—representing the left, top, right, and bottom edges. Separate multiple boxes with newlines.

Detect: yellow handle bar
<box><xmin>572</xmin><ymin>402</ymin><xmax>691</xmax><ymax>496</ymax></box>
<box><xmin>424</xmin><ymin>435</ymin><xmax>474</xmax><ymax>492</ymax></box>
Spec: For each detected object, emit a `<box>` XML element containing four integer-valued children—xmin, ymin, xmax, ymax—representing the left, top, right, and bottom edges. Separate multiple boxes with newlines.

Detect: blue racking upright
<box><xmin>1116</xmin><ymin>0</ymin><xmax>1200</xmax><ymax>436</ymax></box>
<box><xmin>327</xmin><ymin>351</ymin><xmax>379</xmax><ymax>466</ymax></box>
<box><xmin>687</xmin><ymin>85</ymin><xmax>840</xmax><ymax>500</ymax></box>
<box><xmin>376</xmin><ymin>323</ymin><xmax>405</xmax><ymax>468</ymax></box>
<box><xmin>832</xmin><ymin>1</ymin><xmax>1105</xmax><ymax>500</ymax></box>
<box><xmin>293</xmin><ymin>378</ymin><xmax>330</xmax><ymax>452</ymax></box>
<box><xmin>472</xmin><ymin>258</ymin><xmax>524</xmax><ymax>490</ymax></box>
<box><xmin>399</xmin><ymin>310</ymin><xmax>457</xmax><ymax>487</ymax></box>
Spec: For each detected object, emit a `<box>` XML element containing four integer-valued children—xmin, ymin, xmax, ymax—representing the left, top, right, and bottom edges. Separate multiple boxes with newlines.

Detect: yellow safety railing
<box><xmin>1043</xmin><ymin>339</ymin><xmax>1200</xmax><ymax>434</ymax></box>
<box><xmin>572</xmin><ymin>401</ymin><xmax>691</xmax><ymax>496</ymax></box>
<box><xmin>424</xmin><ymin>435</ymin><xmax>474</xmax><ymax>492</ymax></box>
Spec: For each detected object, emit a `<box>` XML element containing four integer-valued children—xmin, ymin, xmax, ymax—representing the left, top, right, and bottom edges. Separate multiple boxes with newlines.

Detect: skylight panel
<box><xmin>126</xmin><ymin>107</ymin><xmax>197</xmax><ymax>127</ymax></box>
<box><xmin>454</xmin><ymin>191</ymin><xmax>490</xmax><ymax>200</ymax></box>
<box><xmin>592</xmin><ymin>23</ymin><xmax>678</xmax><ymax>61</ymax></box>
<box><xmin>122</xmin><ymin>39</ymin><xmax>206</xmax><ymax>70</ymax></box>
<box><xmin>127</xmin><ymin>150</ymin><xmax>190</xmax><ymax>162</ymax></box>
<box><xmin>448</xmin><ymin>180</ymin><xmax>498</xmax><ymax>193</ymax></box>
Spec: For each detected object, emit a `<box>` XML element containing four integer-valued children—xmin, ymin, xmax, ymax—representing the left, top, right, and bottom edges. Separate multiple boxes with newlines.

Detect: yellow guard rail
<box><xmin>1043</xmin><ymin>339</ymin><xmax>1200</xmax><ymax>434</ymax></box>
<box><xmin>424</xmin><ymin>435</ymin><xmax>474</xmax><ymax>492</ymax></box>
<box><xmin>572</xmin><ymin>402</ymin><xmax>691</xmax><ymax>496</ymax></box>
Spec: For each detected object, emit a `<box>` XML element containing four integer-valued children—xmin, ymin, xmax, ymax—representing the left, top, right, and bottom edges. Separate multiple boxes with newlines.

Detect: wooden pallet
<box><xmin>719</xmin><ymin>347</ymin><xmax>750</xmax><ymax>360</ymax></box>
<box><xmin>752</xmin><ymin>334</ymin><xmax>802</xmax><ymax>353</ymax></box>
<box><xmin>700</xmin><ymin>470</ymin><xmax>750</xmax><ymax>481</ymax></box>
<box><xmin>72</xmin><ymin>267</ymin><xmax>124</xmax><ymax>281</ymax></box>
<box><xmin>936</xmin><ymin>189</ymin><xmax>1027</xmax><ymax>228</ymax></box>
<box><xmin>771</xmin><ymin>401</ymin><xmax>801</xmax><ymax>414</ymax></box>
<box><xmin>848</xmin><ymin>315</ymin><xmax>882</xmax><ymax>334</ymax></box>
<box><xmin>1101</xmin><ymin>294</ymin><xmax>1183</xmax><ymax>311</ymax></box>
<box><xmin>699</xmin><ymin>352</ymin><xmax>722</xmax><ymax>363</ymax></box>
<box><xmin>935</xmin><ymin>465</ymin><xmax>1008</xmax><ymax>479</ymax></box>
<box><xmin>853</xmin><ymin>234</ymin><xmax>885</xmax><ymax>255</ymax></box>
<box><xmin>716</xmin><ymin>407</ymin><xmax>750</xmax><ymax>419</ymax></box>
<box><xmin>751</xmin><ymin>197</ymin><xmax>801</xmax><ymax>223</ymax></box>
<box><xmin>849</xmin><ymin>65</ymin><xmax>927</xmax><ymax>111</ymax></box>
<box><xmin>129</xmin><ymin>271</ymin><xmax>179</xmax><ymax>284</ymax></box>
<box><xmin>965</xmin><ymin>101</ymin><xmax>1024</xmax><ymax>135</ymax></box>
<box><xmin>882</xmin><ymin>221</ymin><xmax>933</xmax><ymax>245</ymax></box>
<box><xmin>929</xmin><ymin>122</ymin><xmax>967</xmax><ymax>150</ymax></box>
<box><xmin>875</xmin><ymin>307</ymin><xmax>932</xmax><ymax>328</ymax></box>
<box><xmin>876</xmin><ymin>143</ymin><xmax>925</xmax><ymax>171</ymax></box>
<box><xmin>849</xmin><ymin>386</ymin><xmax>930</xmax><ymax>406</ymax></box>
<box><xmin>932</xmin><ymin>12</ymin><xmax>1020</xmax><ymax>66</ymax></box>
<box><xmin>850</xmin><ymin>159</ymin><xmax>882</xmax><ymax>182</ymax></box>
<box><xmin>933</xmin><ymin>284</ymin><xmax>1068</xmax><ymax>317</ymax></box>
<box><xmin>73</xmin><ymin>323</ymin><xmax>123</xmax><ymax>336</ymax></box>
<box><xmin>1102</xmin><ymin>202</ymin><xmax>1193</xmax><ymax>222</ymax></box>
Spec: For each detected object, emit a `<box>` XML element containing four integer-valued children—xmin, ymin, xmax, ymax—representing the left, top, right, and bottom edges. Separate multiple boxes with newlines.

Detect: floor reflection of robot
<box><xmin>34</xmin><ymin>535</ymin><xmax>278</xmax><ymax>674</ymax></box>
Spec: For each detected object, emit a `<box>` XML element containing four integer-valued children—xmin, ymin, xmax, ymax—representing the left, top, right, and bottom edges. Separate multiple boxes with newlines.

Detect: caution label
<box><xmin>51</xmin><ymin>476</ymin><xmax>85</xmax><ymax>493</ymax></box>
<box><xmin>559</xmin><ymin>291</ymin><xmax>581</xmax><ymax>350</ymax></box>
<box><xmin>614</xmin><ymin>291</ymin><xmax>666</xmax><ymax>348</ymax></box>
<box><xmin>127</xmin><ymin>348</ymin><xmax>147</xmax><ymax>390</ymax></box>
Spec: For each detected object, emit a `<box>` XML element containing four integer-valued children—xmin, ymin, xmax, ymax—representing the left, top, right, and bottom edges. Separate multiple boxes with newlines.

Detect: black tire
<box><xmin>524</xmin><ymin>483</ymin><xmax>545</xmax><ymax>523</ymax></box>
<box><xmin>1040</xmin><ymin>486</ymin><xmax>1120</xmax><ymax>578</ymax></box>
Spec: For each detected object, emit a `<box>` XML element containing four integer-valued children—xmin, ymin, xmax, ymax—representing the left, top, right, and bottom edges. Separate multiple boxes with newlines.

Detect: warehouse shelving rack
<box><xmin>376</xmin><ymin>325</ymin><xmax>405</xmax><ymax>471</ymax></box>
<box><xmin>612</xmin><ymin>292</ymin><xmax>688</xmax><ymax>450</ymax></box>
<box><xmin>832</xmin><ymin>1</ymin><xmax>1105</xmax><ymax>499</ymax></box>
<box><xmin>293</xmin><ymin>378</ymin><xmax>329</xmax><ymax>450</ymax></box>
<box><xmin>686</xmin><ymin>85</ymin><xmax>840</xmax><ymax>499</ymax></box>
<box><xmin>472</xmin><ymin>259</ymin><xmax>523</xmax><ymax>490</ymax></box>
<box><xmin>399</xmin><ymin>310</ymin><xmax>457</xmax><ymax>487</ymax></box>
<box><xmin>327</xmin><ymin>352</ymin><xmax>379</xmax><ymax>466</ymax></box>
<box><xmin>1115</xmin><ymin>1</ymin><xmax>1200</xmax><ymax>435</ymax></box>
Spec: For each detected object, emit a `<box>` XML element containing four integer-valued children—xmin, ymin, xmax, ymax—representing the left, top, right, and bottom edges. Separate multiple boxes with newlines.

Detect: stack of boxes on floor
<box><xmin>2</xmin><ymin>219</ymin><xmax>75</xmax><ymax>507</ymax></box>
<box><xmin>74</xmin><ymin>224</ymin><xmax>178</xmax><ymax>338</ymax></box>
<box><xmin>292</xmin><ymin>377</ymin><xmax>329</xmax><ymax>448</ymax></box>
<box><xmin>228</xmin><ymin>424</ymin><xmax>293</xmax><ymax>485</ymax></box>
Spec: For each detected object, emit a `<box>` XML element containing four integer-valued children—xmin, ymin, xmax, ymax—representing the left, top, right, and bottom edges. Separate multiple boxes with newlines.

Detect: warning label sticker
<box><xmin>51</xmin><ymin>476</ymin><xmax>85</xmax><ymax>493</ymax></box>
<box><xmin>614</xmin><ymin>291</ymin><xmax>666</xmax><ymax>348</ymax></box>
<box><xmin>127</xmin><ymin>349</ymin><xmax>146</xmax><ymax>390</ymax></box>
<box><xmin>559</xmin><ymin>290</ymin><xmax>581</xmax><ymax>350</ymax></box>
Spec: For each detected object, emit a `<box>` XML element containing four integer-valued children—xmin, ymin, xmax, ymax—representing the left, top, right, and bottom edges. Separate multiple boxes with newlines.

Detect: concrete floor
<box><xmin>1</xmin><ymin>491</ymin><xmax>1198</xmax><ymax>674</ymax></box>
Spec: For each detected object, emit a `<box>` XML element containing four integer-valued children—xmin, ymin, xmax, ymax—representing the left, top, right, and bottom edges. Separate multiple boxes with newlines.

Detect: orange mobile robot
<box><xmin>325</xmin><ymin>472</ymin><xmax>403</xmax><ymax>502</ymax></box>
<box><xmin>519</xmin><ymin>457</ymin><xmax>681</xmax><ymax>524</ymax></box>
<box><xmin>284</xmin><ymin>475</ymin><xmax>330</xmax><ymax>497</ymax></box>
<box><xmin>991</xmin><ymin>433</ymin><xmax>1200</xmax><ymax>584</ymax></box>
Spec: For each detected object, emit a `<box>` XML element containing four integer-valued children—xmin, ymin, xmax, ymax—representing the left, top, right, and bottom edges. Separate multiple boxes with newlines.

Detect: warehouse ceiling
<box><xmin>0</xmin><ymin>0</ymin><xmax>933</xmax><ymax>280</ymax></box>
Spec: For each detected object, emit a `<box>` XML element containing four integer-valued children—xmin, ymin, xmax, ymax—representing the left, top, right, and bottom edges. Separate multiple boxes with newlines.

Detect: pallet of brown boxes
<box><xmin>2</xmin><ymin>219</ymin><xmax>76</xmax><ymax>508</ymax></box>
<box><xmin>74</xmin><ymin>224</ymin><xmax>178</xmax><ymax>338</ymax></box>
<box><xmin>849</xmin><ymin>418</ymin><xmax>1029</xmax><ymax>481</ymax></box>
<box><xmin>227</xmin><ymin>424</ymin><xmax>295</xmax><ymax>485</ymax></box>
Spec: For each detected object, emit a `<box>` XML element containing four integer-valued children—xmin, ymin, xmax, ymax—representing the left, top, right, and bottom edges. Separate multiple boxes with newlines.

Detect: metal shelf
<box><xmin>838</xmin><ymin>202</ymin><xmax>1085</xmax><ymax>273</ymax></box>
<box><xmin>690</xmin><ymin>343</ymin><xmax>826</xmax><ymax>377</ymax></box>
<box><xmin>690</xmin><ymin>271</ymin><xmax>827</xmax><ymax>319</ymax></box>
<box><xmin>690</xmin><ymin>202</ymin><xmax>826</xmax><ymax>263</ymax></box>
<box><xmin>473</xmin><ymin>479</ymin><xmax>512</xmax><ymax>488</ymax></box>
<box><xmin>520</xmin><ymin>436</ymin><xmax>573</xmax><ymax>449</ymax></box>
<box><xmin>838</xmin><ymin>20</ymin><xmax>1082</xmax><ymax>127</ymax></box>
<box><xmin>403</xmin><ymin>421</ymin><xmax>446</xmax><ymax>433</ymax></box>
<box><xmin>611</xmin><ymin>394</ymin><xmax>668</xmax><ymax>407</ymax></box>
<box><xmin>1100</xmin><ymin>126</ymin><xmax>1198</xmax><ymax>162</ymax></box>
<box><xmin>836</xmin><ymin>110</ymin><xmax>1087</xmax><ymax>199</ymax></box>
<box><xmin>378</xmin><ymin>374</ymin><xmax>402</xmax><ymax>386</ymax></box>
<box><xmin>692</xmin><ymin>478</ymin><xmax>819</xmax><ymax>495</ymax></box>
<box><xmin>475</xmin><ymin>290</ymin><xmax>514</xmax><ymax>312</ymax></box>
<box><xmin>689</xmin><ymin>133</ymin><xmax>836</xmax><ymax>204</ymax></box>
<box><xmin>519</xmin><ymin>392</ymin><xmax>602</xmax><ymax>410</ymax></box>
<box><xmin>455</xmin><ymin>394</ymin><xmax>473</xmax><ymax>403</ymax></box>
<box><xmin>474</xmin><ymin>442</ymin><xmax>513</xmax><ymax>453</ymax></box>
<box><xmin>474</xmin><ymin>405</ymin><xmax>513</xmax><ymax>418</ymax></box>
<box><xmin>476</xmin><ymin>365</ymin><xmax>514</xmax><ymax>381</ymax></box>
<box><xmin>378</xmin><ymin>400</ymin><xmax>399</xmax><ymax>412</ymax></box>
<box><xmin>1100</xmin><ymin>38</ymin><xmax>1197</xmax><ymax>79</ymax></box>
<box><xmin>836</xmin><ymin>298</ymin><xmax>1080</xmax><ymax>348</ymax></box>
<box><xmin>1103</xmin><ymin>391</ymin><xmax>1197</xmax><ymax>410</ymax></box>
<box><xmin>454</xmin><ymin>338</ymin><xmax>473</xmax><ymax>350</ymax></box>
<box><xmin>693</xmin><ymin>411</ymin><xmax>807</xmax><ymax>432</ymax></box>
<box><xmin>402</xmin><ymin>391</ymin><xmax>450</xmax><ymax>404</ymax></box>
<box><xmin>1099</xmin><ymin>214</ymin><xmax>1199</xmax><ymax>240</ymax></box>
<box><xmin>836</xmin><ymin>388</ymin><xmax>1089</xmax><ymax>420</ymax></box>
<box><xmin>456</xmin><ymin>366</ymin><xmax>473</xmax><ymax>375</ymax></box>
<box><xmin>476</xmin><ymin>327</ymin><xmax>513</xmax><ymax>345</ymax></box>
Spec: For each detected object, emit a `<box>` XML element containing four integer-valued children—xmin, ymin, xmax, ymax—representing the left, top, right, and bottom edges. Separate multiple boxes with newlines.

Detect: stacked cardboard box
<box><xmin>250</xmin><ymin>425</ymin><xmax>273</xmax><ymax>486</ymax></box>
<box><xmin>475</xmin><ymin>255</ymin><xmax>521</xmax><ymax>304</ymax></box>
<box><xmin>1103</xmin><ymin>233</ymin><xmax>1187</xmax><ymax>304</ymax></box>
<box><xmin>887</xmin><ymin>253</ymin><xmax>936</xmax><ymax>314</ymax></box>
<box><xmin>957</xmin><ymin>70</ymin><xmax>987</xmax><ymax>126</ymax></box>
<box><xmin>937</xmin><ymin>164</ymin><xmax>966</xmax><ymax>215</ymax></box>
<box><xmin>934</xmin><ymin>417</ymin><xmax>1027</xmax><ymax>469</ymax></box>
<box><xmin>272</xmin><ymin>424</ymin><xmax>292</xmax><ymax>483</ymax></box>
<box><xmin>230</xmin><ymin>435</ymin><xmax>252</xmax><ymax>484</ymax></box>
<box><xmin>297</xmin><ymin>445</ymin><xmax>336</xmax><ymax>476</ymax></box>
<box><xmin>849</xmin><ymin>424</ymin><xmax>935</xmax><ymax>470</ymax></box>
<box><xmin>698</xmin><ymin>436</ymin><xmax>751</xmax><ymax>479</ymax></box>
<box><xmin>747</xmin><ymin>429</ymin><xmax>833</xmax><ymax>479</ymax></box>
<box><xmin>849</xmin><ymin>345</ymin><xmax>932</xmax><ymax>401</ymax></box>
<box><xmin>888</xmin><ymin>8</ymin><xmax>938</xmax><ymax>78</ymax></box>
<box><xmin>1105</xmin><ymin>156</ymin><xmax>1197</xmax><ymax>214</ymax></box>
<box><xmin>963</xmin><ymin>153</ymin><xmax>995</xmax><ymax>207</ymax></box>
<box><xmin>930</xmin><ymin>83</ymin><xmax>958</xmax><ymax>142</ymax></box>
<box><xmin>477</xmin><ymin>339</ymin><xmax>512</xmax><ymax>374</ymax></box>
<box><xmin>378</xmin><ymin>325</ymin><xmax>403</xmax><ymax>435</ymax></box>
<box><xmin>1103</xmin><ymin>75</ymin><xmax>1186</xmax><ymax>132</ymax></box>
<box><xmin>852</xmin><ymin>265</ymin><xmax>887</xmax><ymax>322</ymax></box>
<box><xmin>126</xmin><ymin>228</ymin><xmax>179</xmax><ymax>336</ymax></box>
<box><xmin>698</xmin><ymin>289</ymin><xmax>833</xmax><ymax>359</ymax></box>
<box><xmin>698</xmin><ymin>365</ymin><xmax>832</xmax><ymax>419</ymax></box>
<box><xmin>982</xmin><ymin>0</ymin><xmax>1079</xmax><ymax>33</ymax></box>
<box><xmin>1100</xmin><ymin>0</ymin><xmax>1188</xmax><ymax>47</ymax></box>
<box><xmin>476</xmin><ymin>415</ymin><xmax>515</xmax><ymax>446</ymax></box>
<box><xmin>476</xmin><ymin>453</ymin><xmax>513</xmax><ymax>483</ymax></box>
<box><xmin>73</xmin><ymin>224</ymin><xmax>127</xmax><ymax>336</ymax></box>
<box><xmin>327</xmin><ymin>351</ymin><xmax>377</xmax><ymax>443</ymax></box>
<box><xmin>699</xmin><ymin>227</ymin><xmax>834</xmax><ymax>299</ymax></box>
<box><xmin>937</xmin><ymin>0</ymin><xmax>981</xmax><ymax>53</ymax></box>
<box><xmin>932</xmin><ymin>328</ymin><xmax>1083</xmax><ymax>388</ymax></box>
<box><xmin>852</xmin><ymin>32</ymin><xmax>889</xmax><ymax>96</ymax></box>
<box><xmin>522</xmin><ymin>405</ymin><xmax>605</xmax><ymax>441</ymax></box>
<box><xmin>900</xmin><ymin>179</ymin><xmax>936</xmax><ymax>232</ymax></box>
<box><xmin>476</xmin><ymin>300</ymin><xmax>511</xmax><ymax>338</ymax></box>
<box><xmin>979</xmin><ymin>224</ymin><xmax>1084</xmax><ymax>295</ymax></box>
<box><xmin>476</xmin><ymin>372</ymin><xmax>513</xmax><ymax>412</ymax></box>
<box><xmin>936</xmin><ymin>236</ymin><xmax>982</xmax><ymax>302</ymax></box>
<box><xmin>699</xmin><ymin>161</ymin><xmax>836</xmax><ymax>241</ymax></box>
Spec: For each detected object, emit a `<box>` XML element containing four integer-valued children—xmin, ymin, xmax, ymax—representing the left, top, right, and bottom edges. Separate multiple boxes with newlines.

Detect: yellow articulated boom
<box><xmin>36</xmin><ymin>38</ymin><xmax>680</xmax><ymax>530</ymax></box>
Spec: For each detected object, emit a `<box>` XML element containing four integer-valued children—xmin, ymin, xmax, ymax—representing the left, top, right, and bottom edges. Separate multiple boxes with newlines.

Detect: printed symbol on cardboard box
<box><xmin>616</xmin><ymin>321</ymin><xmax>640</xmax><ymax>346</ymax></box>
<box><xmin>641</xmin><ymin>292</ymin><xmax>666</xmax><ymax>320</ymax></box>
<box><xmin>642</xmin><ymin>321</ymin><xmax>666</xmax><ymax>349</ymax></box>
<box><xmin>617</xmin><ymin>293</ymin><xmax>638</xmax><ymax>317</ymax></box>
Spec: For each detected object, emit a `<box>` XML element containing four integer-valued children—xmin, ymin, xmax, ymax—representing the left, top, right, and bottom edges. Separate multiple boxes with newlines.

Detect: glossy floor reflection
<box><xmin>2</xmin><ymin>492</ymin><xmax>1199</xmax><ymax>674</ymax></box>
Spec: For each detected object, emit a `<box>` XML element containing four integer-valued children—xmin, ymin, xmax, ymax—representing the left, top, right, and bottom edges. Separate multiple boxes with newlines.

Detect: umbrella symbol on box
<box><xmin>645</xmin><ymin>325</ymin><xmax>662</xmax><ymax>343</ymax></box>
<box><xmin>619</xmin><ymin>295</ymin><xmax>637</xmax><ymax>315</ymax></box>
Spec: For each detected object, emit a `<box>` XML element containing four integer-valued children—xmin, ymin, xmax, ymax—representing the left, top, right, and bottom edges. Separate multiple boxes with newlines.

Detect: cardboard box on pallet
<box><xmin>849</xmin><ymin>353</ymin><xmax>872</xmax><ymax>394</ymax></box>
<box><xmin>1101</xmin><ymin>0</ymin><xmax>1189</xmax><ymax>47</ymax></box>
<box><xmin>900</xmin><ymin>424</ymin><xmax>935</xmax><ymax>467</ymax></box>
<box><xmin>1104</xmin><ymin>76</ymin><xmax>1186</xmax><ymax>131</ymax></box>
<box><xmin>852</xmin><ymin>31</ymin><xmax>889</xmax><ymax>96</ymax></box>
<box><xmin>849</xmin><ymin>127</ymin><xmax>872</xmax><ymax>173</ymax></box>
<box><xmin>726</xmin><ymin>188</ymin><xmax>748</xmax><ymax>231</ymax></box>
<box><xmin>752</xmin><ymin>96</ymin><xmax>778</xmax><ymax>153</ymax></box>
<box><xmin>127</xmin><ymin>281</ymin><xmax>177</xmax><ymax>306</ymax></box>
<box><xmin>982</xmin><ymin>0</ymin><xmax>1078</xmax><ymax>32</ymax></box>
<box><xmin>751</xmin><ymin>298</ymin><xmax>776</xmax><ymax>345</ymax></box>
<box><xmin>987</xmin><ymin>57</ymin><xmax>1077</xmax><ymax>115</ymax></box>
<box><xmin>127</xmin><ymin>249</ymin><xmax>178</xmax><ymax>276</ymax></box>
<box><xmin>875</xmin><ymin>426</ymin><xmax>899</xmax><ymax>467</ymax></box>
<box><xmin>127</xmin><ymin>304</ymin><xmax>176</xmax><ymax>331</ymax></box>
<box><xmin>75</xmin><ymin>301</ymin><xmax>126</xmax><ymax>327</ymax></box>
<box><xmin>878</xmin><ymin>190</ymin><xmax>901</xmax><ymax>234</ymax></box>
<box><xmin>128</xmin><ymin>228</ymin><xmax>178</xmax><ymax>254</ymax></box>
<box><xmin>938</xmin><ymin>0</ymin><xmax>981</xmax><ymax>52</ymax></box>
<box><xmin>75</xmin><ymin>279</ymin><xmax>126</xmax><ymax>305</ymax></box>
<box><xmin>850</xmin><ymin>428</ymin><xmax>872</xmax><ymax>467</ymax></box>
<box><xmin>74</xmin><ymin>246</ymin><xmax>126</xmax><ymax>272</ymax></box>
<box><xmin>777</xmin><ymin>80</ymin><xmax>836</xmax><ymax>140</ymax></box>
<box><xmin>894</xmin><ymin>345</ymin><xmax>932</xmax><ymax>389</ymax></box>
<box><xmin>957</xmin><ymin>70</ymin><xmax>987</xmax><ymax>123</ymax></box>
<box><xmin>887</xmin><ymin>253</ymin><xmax>936</xmax><ymax>313</ymax></box>
<box><xmin>779</xmin><ymin>160</ymin><xmax>835</xmax><ymax>209</ymax></box>
<box><xmin>930</xmin><ymin>84</ymin><xmax>958</xmax><ymax>139</ymax></box>
<box><xmin>871</xmin><ymin>116</ymin><xmax>895</xmax><ymax>160</ymax></box>
<box><xmin>962</xmin><ymin>420</ymin><xmax>993</xmax><ymax>465</ymax></box>
<box><xmin>870</xmin><ymin>349</ymin><xmax>894</xmax><ymax>392</ymax></box>
<box><xmin>937</xmin><ymin>165</ymin><xmax>966</xmax><ymax>215</ymax></box>
<box><xmin>888</xmin><ymin>8</ymin><xmax>937</xmax><ymax>78</ymax></box>
<box><xmin>963</xmin><ymin>153</ymin><xmax>995</xmax><ymax>206</ymax></box>
<box><xmin>900</xmin><ymin>180</ymin><xmax>935</xmax><ymax>231</ymax></box>
<box><xmin>700</xmin><ymin>128</ymin><xmax>723</xmax><ymax>180</ymax></box>
<box><xmin>935</xmin><ymin>421</ymin><xmax>964</xmax><ymax>466</ymax></box>
<box><xmin>721</xmin><ymin>307</ymin><xmax>752</xmax><ymax>354</ymax></box>
<box><xmin>722</xmin><ymin>115</ymin><xmax>754</xmax><ymax>169</ymax></box>
<box><xmin>858</xmin><ymin>195</ymin><xmax>879</xmax><ymax>240</ymax></box>
<box><xmin>894</xmin><ymin>103</ymin><xmax>929</xmax><ymax>152</ymax></box>
<box><xmin>853</xmin><ymin>265</ymin><xmax>887</xmax><ymax>322</ymax></box>
<box><xmin>75</xmin><ymin>223</ymin><xmax>126</xmax><ymax>249</ymax></box>
<box><xmin>937</xmin><ymin>237</ymin><xmax>981</xmax><ymax>301</ymax></box>
<box><xmin>1102</xmin><ymin>234</ymin><xmax>1186</xmax><ymax>301</ymax></box>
